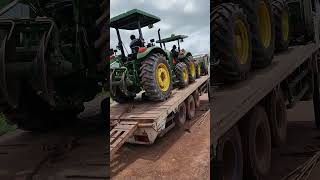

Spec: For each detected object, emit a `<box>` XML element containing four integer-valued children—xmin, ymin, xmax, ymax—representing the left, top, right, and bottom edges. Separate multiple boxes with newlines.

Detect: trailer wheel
<box><xmin>217</xmin><ymin>126</ymin><xmax>243</xmax><ymax>180</ymax></box>
<box><xmin>240</xmin><ymin>105</ymin><xmax>271</xmax><ymax>179</ymax></box>
<box><xmin>212</xmin><ymin>3</ymin><xmax>252</xmax><ymax>82</ymax></box>
<box><xmin>193</xmin><ymin>90</ymin><xmax>200</xmax><ymax>108</ymax></box>
<box><xmin>186</xmin><ymin>95</ymin><xmax>195</xmax><ymax>120</ymax></box>
<box><xmin>175</xmin><ymin>102</ymin><xmax>187</xmax><ymax>127</ymax></box>
<box><xmin>175</xmin><ymin>62</ymin><xmax>189</xmax><ymax>88</ymax></box>
<box><xmin>272</xmin><ymin>0</ymin><xmax>289</xmax><ymax>51</ymax></box>
<box><xmin>266</xmin><ymin>89</ymin><xmax>287</xmax><ymax>147</ymax></box>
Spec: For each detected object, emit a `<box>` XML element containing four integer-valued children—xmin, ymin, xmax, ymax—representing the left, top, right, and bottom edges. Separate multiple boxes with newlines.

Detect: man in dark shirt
<box><xmin>129</xmin><ymin>35</ymin><xmax>143</xmax><ymax>53</ymax></box>
<box><xmin>171</xmin><ymin>45</ymin><xmax>179</xmax><ymax>64</ymax></box>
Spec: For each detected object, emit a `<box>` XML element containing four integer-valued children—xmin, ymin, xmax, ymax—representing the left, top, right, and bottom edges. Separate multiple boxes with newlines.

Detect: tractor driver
<box><xmin>129</xmin><ymin>35</ymin><xmax>144</xmax><ymax>53</ymax></box>
<box><xmin>171</xmin><ymin>45</ymin><xmax>179</xmax><ymax>64</ymax></box>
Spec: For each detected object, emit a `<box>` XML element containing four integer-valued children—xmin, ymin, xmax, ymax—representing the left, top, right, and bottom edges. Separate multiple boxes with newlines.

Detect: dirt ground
<box><xmin>111</xmin><ymin>94</ymin><xmax>210</xmax><ymax>180</ymax></box>
<box><xmin>0</xmin><ymin>95</ymin><xmax>109</xmax><ymax>180</ymax></box>
<box><xmin>267</xmin><ymin>101</ymin><xmax>320</xmax><ymax>180</ymax></box>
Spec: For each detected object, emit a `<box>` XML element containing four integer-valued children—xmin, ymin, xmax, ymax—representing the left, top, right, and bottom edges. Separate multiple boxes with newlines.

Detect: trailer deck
<box><xmin>110</xmin><ymin>75</ymin><xmax>209</xmax><ymax>158</ymax></box>
<box><xmin>211</xmin><ymin>44</ymin><xmax>320</xmax><ymax>149</ymax></box>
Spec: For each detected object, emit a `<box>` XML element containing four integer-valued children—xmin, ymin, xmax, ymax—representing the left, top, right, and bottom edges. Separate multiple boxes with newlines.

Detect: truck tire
<box><xmin>194</xmin><ymin>90</ymin><xmax>200</xmax><ymax>108</ymax></box>
<box><xmin>140</xmin><ymin>53</ymin><xmax>173</xmax><ymax>101</ymax></box>
<box><xmin>175</xmin><ymin>102</ymin><xmax>187</xmax><ymax>127</ymax></box>
<box><xmin>266</xmin><ymin>89</ymin><xmax>287</xmax><ymax>147</ymax></box>
<box><xmin>217</xmin><ymin>126</ymin><xmax>243</xmax><ymax>180</ymax></box>
<box><xmin>186</xmin><ymin>57</ymin><xmax>196</xmax><ymax>83</ymax></box>
<box><xmin>240</xmin><ymin>105</ymin><xmax>271</xmax><ymax>179</ymax></box>
<box><xmin>186</xmin><ymin>95</ymin><xmax>195</xmax><ymax>120</ymax></box>
<box><xmin>272</xmin><ymin>0</ymin><xmax>289</xmax><ymax>51</ymax></box>
<box><xmin>212</xmin><ymin>3</ymin><xmax>252</xmax><ymax>82</ymax></box>
<box><xmin>175</xmin><ymin>62</ymin><xmax>189</xmax><ymax>88</ymax></box>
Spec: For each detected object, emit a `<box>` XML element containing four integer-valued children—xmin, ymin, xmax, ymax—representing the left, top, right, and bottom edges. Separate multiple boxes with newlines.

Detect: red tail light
<box><xmin>138</xmin><ymin>47</ymin><xmax>147</xmax><ymax>53</ymax></box>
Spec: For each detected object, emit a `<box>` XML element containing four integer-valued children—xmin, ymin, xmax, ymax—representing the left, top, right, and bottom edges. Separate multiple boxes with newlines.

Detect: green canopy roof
<box><xmin>156</xmin><ymin>35</ymin><xmax>188</xmax><ymax>43</ymax></box>
<box><xmin>110</xmin><ymin>9</ymin><xmax>160</xmax><ymax>30</ymax></box>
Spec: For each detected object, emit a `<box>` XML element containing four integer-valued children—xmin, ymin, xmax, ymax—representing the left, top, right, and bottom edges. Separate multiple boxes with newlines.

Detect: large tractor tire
<box><xmin>240</xmin><ymin>0</ymin><xmax>275</xmax><ymax>68</ymax></box>
<box><xmin>240</xmin><ymin>105</ymin><xmax>271</xmax><ymax>180</ymax></box>
<box><xmin>266</xmin><ymin>89</ymin><xmax>287</xmax><ymax>147</ymax></box>
<box><xmin>216</xmin><ymin>126</ymin><xmax>244</xmax><ymax>180</ymax></box>
<box><xmin>195</xmin><ymin>61</ymin><xmax>201</xmax><ymax>79</ymax></box>
<box><xmin>175</xmin><ymin>62</ymin><xmax>189</xmax><ymax>88</ymax></box>
<box><xmin>186</xmin><ymin>56</ymin><xmax>196</xmax><ymax>83</ymax></box>
<box><xmin>272</xmin><ymin>0</ymin><xmax>289</xmax><ymax>51</ymax></box>
<box><xmin>140</xmin><ymin>53</ymin><xmax>173</xmax><ymax>101</ymax></box>
<box><xmin>212</xmin><ymin>3</ymin><xmax>252</xmax><ymax>82</ymax></box>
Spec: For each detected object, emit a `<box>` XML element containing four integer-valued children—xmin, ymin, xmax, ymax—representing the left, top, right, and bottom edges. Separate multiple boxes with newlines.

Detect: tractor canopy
<box><xmin>156</xmin><ymin>34</ymin><xmax>188</xmax><ymax>43</ymax></box>
<box><xmin>110</xmin><ymin>9</ymin><xmax>160</xmax><ymax>30</ymax></box>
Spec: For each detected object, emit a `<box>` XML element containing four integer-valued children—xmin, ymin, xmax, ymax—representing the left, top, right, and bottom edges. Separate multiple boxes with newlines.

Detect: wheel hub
<box><xmin>156</xmin><ymin>63</ymin><xmax>170</xmax><ymax>92</ymax></box>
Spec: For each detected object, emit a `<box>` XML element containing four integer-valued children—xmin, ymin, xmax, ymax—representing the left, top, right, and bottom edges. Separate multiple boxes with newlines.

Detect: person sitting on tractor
<box><xmin>129</xmin><ymin>34</ymin><xmax>143</xmax><ymax>53</ymax></box>
<box><xmin>171</xmin><ymin>45</ymin><xmax>179</xmax><ymax>64</ymax></box>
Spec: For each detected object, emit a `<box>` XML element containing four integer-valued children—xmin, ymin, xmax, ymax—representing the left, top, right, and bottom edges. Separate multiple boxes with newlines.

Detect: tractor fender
<box><xmin>137</xmin><ymin>46</ymin><xmax>171</xmax><ymax>61</ymax></box>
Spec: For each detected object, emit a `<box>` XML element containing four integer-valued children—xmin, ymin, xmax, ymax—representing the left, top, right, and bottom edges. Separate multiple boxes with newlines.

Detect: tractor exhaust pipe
<box><xmin>158</xmin><ymin>28</ymin><xmax>165</xmax><ymax>49</ymax></box>
<box><xmin>158</xmin><ymin>29</ymin><xmax>162</xmax><ymax>48</ymax></box>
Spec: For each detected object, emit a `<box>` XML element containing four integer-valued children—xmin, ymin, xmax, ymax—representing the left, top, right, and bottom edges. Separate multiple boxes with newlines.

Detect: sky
<box><xmin>110</xmin><ymin>0</ymin><xmax>210</xmax><ymax>56</ymax></box>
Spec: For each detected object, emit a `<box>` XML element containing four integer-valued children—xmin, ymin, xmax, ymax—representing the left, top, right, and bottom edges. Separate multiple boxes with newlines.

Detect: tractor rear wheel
<box><xmin>272</xmin><ymin>0</ymin><xmax>289</xmax><ymax>51</ymax></box>
<box><xmin>140</xmin><ymin>53</ymin><xmax>173</xmax><ymax>101</ymax></box>
<box><xmin>212</xmin><ymin>3</ymin><xmax>252</xmax><ymax>82</ymax></box>
<box><xmin>186</xmin><ymin>57</ymin><xmax>196</xmax><ymax>82</ymax></box>
<box><xmin>195</xmin><ymin>61</ymin><xmax>201</xmax><ymax>78</ymax></box>
<box><xmin>175</xmin><ymin>62</ymin><xmax>189</xmax><ymax>88</ymax></box>
<box><xmin>240</xmin><ymin>0</ymin><xmax>275</xmax><ymax>68</ymax></box>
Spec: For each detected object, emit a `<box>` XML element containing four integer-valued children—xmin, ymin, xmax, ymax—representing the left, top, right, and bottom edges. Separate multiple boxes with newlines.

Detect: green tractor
<box><xmin>110</xmin><ymin>9</ymin><xmax>196</xmax><ymax>103</ymax></box>
<box><xmin>156</xmin><ymin>34</ymin><xmax>200</xmax><ymax>81</ymax></box>
<box><xmin>0</xmin><ymin>0</ymin><xmax>108</xmax><ymax>131</ymax></box>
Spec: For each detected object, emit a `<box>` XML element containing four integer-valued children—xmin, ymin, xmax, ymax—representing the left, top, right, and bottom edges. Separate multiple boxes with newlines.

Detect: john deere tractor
<box><xmin>110</xmin><ymin>9</ymin><xmax>198</xmax><ymax>103</ymax></box>
<box><xmin>156</xmin><ymin>34</ymin><xmax>200</xmax><ymax>82</ymax></box>
<box><xmin>0</xmin><ymin>0</ymin><xmax>108</xmax><ymax>131</ymax></box>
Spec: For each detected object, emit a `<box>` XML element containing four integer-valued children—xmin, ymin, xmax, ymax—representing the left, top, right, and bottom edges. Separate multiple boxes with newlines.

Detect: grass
<box><xmin>0</xmin><ymin>113</ymin><xmax>16</xmax><ymax>136</ymax></box>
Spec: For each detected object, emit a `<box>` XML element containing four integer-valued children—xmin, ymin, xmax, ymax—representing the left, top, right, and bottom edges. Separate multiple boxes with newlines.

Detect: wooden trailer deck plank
<box><xmin>110</xmin><ymin>76</ymin><xmax>209</xmax><ymax>124</ymax></box>
<box><xmin>211</xmin><ymin>44</ymin><xmax>319</xmax><ymax>143</ymax></box>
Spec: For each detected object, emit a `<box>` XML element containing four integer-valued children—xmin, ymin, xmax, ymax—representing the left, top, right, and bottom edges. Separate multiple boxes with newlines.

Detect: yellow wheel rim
<box><xmin>183</xmin><ymin>68</ymin><xmax>188</xmax><ymax>82</ymax></box>
<box><xmin>234</xmin><ymin>18</ymin><xmax>249</xmax><ymax>64</ymax></box>
<box><xmin>190</xmin><ymin>63</ymin><xmax>195</xmax><ymax>78</ymax></box>
<box><xmin>156</xmin><ymin>63</ymin><xmax>170</xmax><ymax>92</ymax></box>
<box><xmin>197</xmin><ymin>65</ymin><xmax>201</xmax><ymax>77</ymax></box>
<box><xmin>281</xmin><ymin>10</ymin><xmax>289</xmax><ymax>41</ymax></box>
<box><xmin>258</xmin><ymin>0</ymin><xmax>272</xmax><ymax>48</ymax></box>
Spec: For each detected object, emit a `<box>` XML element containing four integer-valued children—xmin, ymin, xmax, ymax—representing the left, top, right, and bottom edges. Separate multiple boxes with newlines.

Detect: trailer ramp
<box><xmin>110</xmin><ymin>121</ymin><xmax>138</xmax><ymax>159</ymax></box>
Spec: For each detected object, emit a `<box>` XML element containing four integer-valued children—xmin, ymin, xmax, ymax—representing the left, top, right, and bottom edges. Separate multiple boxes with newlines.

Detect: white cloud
<box><xmin>184</xmin><ymin>1</ymin><xmax>196</xmax><ymax>14</ymax></box>
<box><xmin>151</xmin><ymin>0</ymin><xmax>178</xmax><ymax>10</ymax></box>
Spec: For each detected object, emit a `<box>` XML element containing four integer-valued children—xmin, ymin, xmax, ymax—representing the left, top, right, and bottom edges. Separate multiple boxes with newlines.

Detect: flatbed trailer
<box><xmin>210</xmin><ymin>43</ymin><xmax>320</xmax><ymax>178</ymax></box>
<box><xmin>110</xmin><ymin>75</ymin><xmax>209</xmax><ymax>158</ymax></box>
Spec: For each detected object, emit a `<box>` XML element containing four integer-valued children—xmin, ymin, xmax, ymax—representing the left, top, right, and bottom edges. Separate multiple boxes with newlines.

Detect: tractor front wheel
<box><xmin>175</xmin><ymin>62</ymin><xmax>189</xmax><ymax>88</ymax></box>
<box><xmin>140</xmin><ymin>53</ymin><xmax>173</xmax><ymax>101</ymax></box>
<box><xmin>186</xmin><ymin>57</ymin><xmax>196</xmax><ymax>83</ymax></box>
